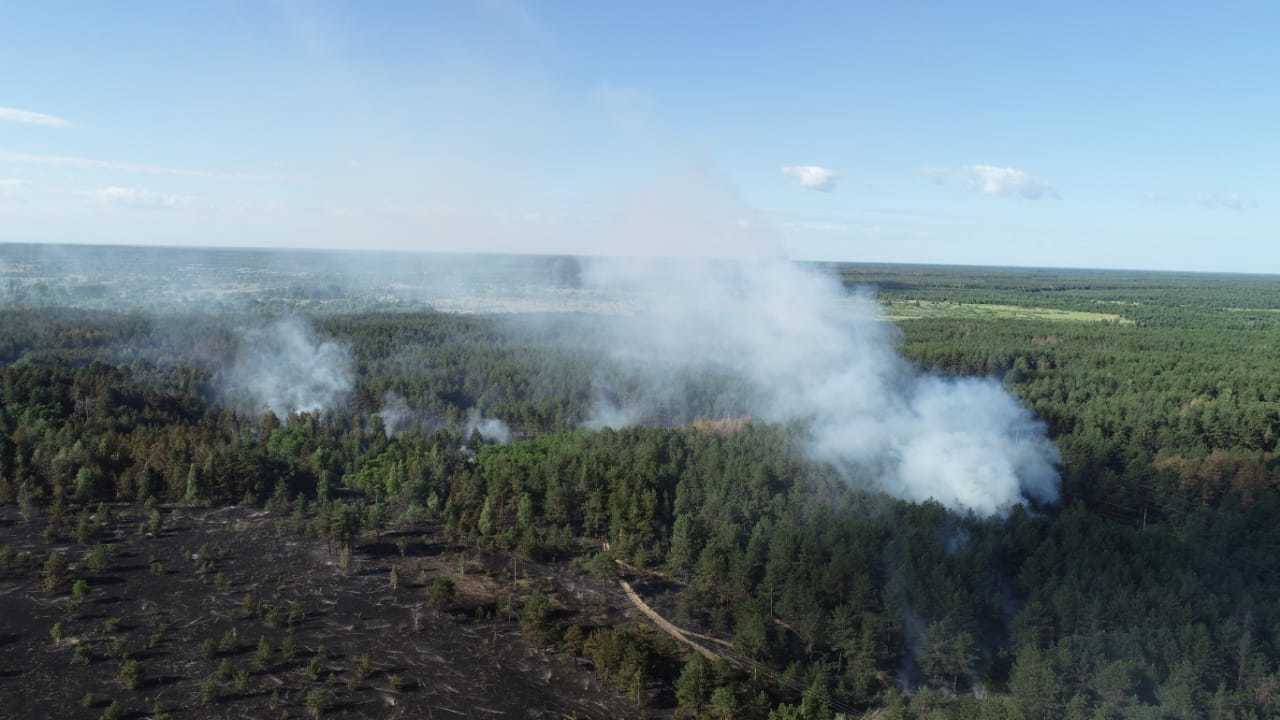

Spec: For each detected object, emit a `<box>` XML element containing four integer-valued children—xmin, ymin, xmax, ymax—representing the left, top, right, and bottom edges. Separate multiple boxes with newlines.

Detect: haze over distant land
<box><xmin>2</xmin><ymin>3</ymin><xmax>1279</xmax><ymax>272</ymax></box>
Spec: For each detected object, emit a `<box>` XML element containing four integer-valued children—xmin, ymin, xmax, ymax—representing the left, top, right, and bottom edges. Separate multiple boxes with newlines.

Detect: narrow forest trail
<box><xmin>612</xmin><ymin>553</ymin><xmax>877</xmax><ymax>719</ymax></box>
<box><xmin>619</xmin><ymin>579</ymin><xmax>719</xmax><ymax>662</ymax></box>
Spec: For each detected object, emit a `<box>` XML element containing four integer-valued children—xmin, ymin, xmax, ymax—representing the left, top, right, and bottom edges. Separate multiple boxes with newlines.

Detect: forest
<box><xmin>3</xmin><ymin>249</ymin><xmax>1280</xmax><ymax>719</ymax></box>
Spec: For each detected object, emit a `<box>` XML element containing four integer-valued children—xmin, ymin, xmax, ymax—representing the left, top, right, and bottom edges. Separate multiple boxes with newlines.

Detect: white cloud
<box><xmin>0</xmin><ymin>106</ymin><xmax>70</xmax><ymax>128</ymax></box>
<box><xmin>928</xmin><ymin>164</ymin><xmax>1059</xmax><ymax>200</ymax></box>
<box><xmin>782</xmin><ymin>165</ymin><xmax>838</xmax><ymax>192</ymax></box>
<box><xmin>87</xmin><ymin>186</ymin><xmax>195</xmax><ymax>210</ymax></box>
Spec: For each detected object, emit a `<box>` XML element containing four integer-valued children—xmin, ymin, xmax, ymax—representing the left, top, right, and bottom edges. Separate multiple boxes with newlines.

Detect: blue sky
<box><xmin>2</xmin><ymin>1</ymin><xmax>1278</xmax><ymax>272</ymax></box>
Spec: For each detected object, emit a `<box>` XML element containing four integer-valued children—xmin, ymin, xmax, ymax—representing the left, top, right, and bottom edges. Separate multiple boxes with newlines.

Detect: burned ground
<box><xmin>0</xmin><ymin>506</ymin><xmax>653</xmax><ymax>720</ymax></box>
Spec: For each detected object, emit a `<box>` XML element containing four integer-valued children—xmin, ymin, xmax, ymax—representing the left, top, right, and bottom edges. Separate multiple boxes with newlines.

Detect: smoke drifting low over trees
<box><xmin>573</xmin><ymin>258</ymin><xmax>1059</xmax><ymax>515</ymax></box>
<box><xmin>218</xmin><ymin>317</ymin><xmax>353</xmax><ymax>417</ymax></box>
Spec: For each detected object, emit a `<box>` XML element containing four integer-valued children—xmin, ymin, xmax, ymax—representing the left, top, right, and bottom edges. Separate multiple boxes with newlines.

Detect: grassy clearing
<box><xmin>882</xmin><ymin>299</ymin><xmax>1133</xmax><ymax>323</ymax></box>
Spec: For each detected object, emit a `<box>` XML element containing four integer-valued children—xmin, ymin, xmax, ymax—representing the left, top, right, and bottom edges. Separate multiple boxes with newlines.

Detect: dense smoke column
<box><xmin>579</xmin><ymin>257</ymin><xmax>1059</xmax><ymax>516</ymax></box>
<box><xmin>220</xmin><ymin>317</ymin><xmax>353</xmax><ymax>419</ymax></box>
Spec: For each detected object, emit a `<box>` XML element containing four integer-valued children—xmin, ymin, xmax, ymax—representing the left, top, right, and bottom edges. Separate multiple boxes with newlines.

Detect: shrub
<box><xmin>520</xmin><ymin>592</ymin><xmax>554</xmax><ymax>644</ymax></box>
<box><xmin>427</xmin><ymin>577</ymin><xmax>456</xmax><ymax>609</ymax></box>
<box><xmin>85</xmin><ymin>544</ymin><xmax>110</xmax><ymax>573</ymax></box>
<box><xmin>100</xmin><ymin>700</ymin><xmax>124</xmax><ymax>720</ymax></box>
<box><xmin>562</xmin><ymin>625</ymin><xmax>586</xmax><ymax>655</ymax></box>
<box><xmin>71</xmin><ymin>578</ymin><xmax>90</xmax><ymax>605</ymax></box>
<box><xmin>199</xmin><ymin>674</ymin><xmax>219</xmax><ymax>705</ymax></box>
<box><xmin>73</xmin><ymin>643</ymin><xmax>92</xmax><ymax>665</ymax></box>
<box><xmin>304</xmin><ymin>687</ymin><xmax>329</xmax><ymax>719</ymax></box>
<box><xmin>17</xmin><ymin>483</ymin><xmax>38</xmax><ymax>522</ymax></box>
<box><xmin>287</xmin><ymin>600</ymin><xmax>305</xmax><ymax>626</ymax></box>
<box><xmin>74</xmin><ymin>510</ymin><xmax>95</xmax><ymax>544</ymax></box>
<box><xmin>353</xmin><ymin>654</ymin><xmax>374</xmax><ymax>681</ymax></box>
<box><xmin>41</xmin><ymin>552</ymin><xmax>68</xmax><ymax>593</ymax></box>
<box><xmin>108</xmin><ymin>635</ymin><xmax>129</xmax><ymax>660</ymax></box>
<box><xmin>254</xmin><ymin>637</ymin><xmax>272</xmax><ymax>670</ymax></box>
<box><xmin>585</xmin><ymin>551</ymin><xmax>617</xmax><ymax>580</ymax></box>
<box><xmin>218</xmin><ymin>628</ymin><xmax>237</xmax><ymax>653</ymax></box>
<box><xmin>117</xmin><ymin>659</ymin><xmax>141</xmax><ymax>690</ymax></box>
<box><xmin>146</xmin><ymin>508</ymin><xmax>163</xmax><ymax>534</ymax></box>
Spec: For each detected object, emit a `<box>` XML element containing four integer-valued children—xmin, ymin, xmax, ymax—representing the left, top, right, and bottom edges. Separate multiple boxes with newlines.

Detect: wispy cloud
<box><xmin>0</xmin><ymin>148</ymin><xmax>266</xmax><ymax>180</ymax></box>
<box><xmin>0</xmin><ymin>106</ymin><xmax>70</xmax><ymax>128</ymax></box>
<box><xmin>782</xmin><ymin>165</ymin><xmax>839</xmax><ymax>192</ymax></box>
<box><xmin>927</xmin><ymin>164</ymin><xmax>1059</xmax><ymax>200</ymax></box>
<box><xmin>782</xmin><ymin>219</ymin><xmax>850</xmax><ymax>232</ymax></box>
<box><xmin>1142</xmin><ymin>190</ymin><xmax>1257</xmax><ymax>211</ymax></box>
<box><xmin>1196</xmin><ymin>192</ymin><xmax>1255</xmax><ymax>211</ymax></box>
<box><xmin>2</xmin><ymin>149</ymin><xmax>211</xmax><ymax>177</ymax></box>
<box><xmin>87</xmin><ymin>186</ymin><xmax>195</xmax><ymax>210</ymax></box>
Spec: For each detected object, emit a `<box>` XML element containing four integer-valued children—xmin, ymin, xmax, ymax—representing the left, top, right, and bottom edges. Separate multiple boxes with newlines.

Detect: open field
<box><xmin>881</xmin><ymin>299</ymin><xmax>1132</xmax><ymax>323</ymax></box>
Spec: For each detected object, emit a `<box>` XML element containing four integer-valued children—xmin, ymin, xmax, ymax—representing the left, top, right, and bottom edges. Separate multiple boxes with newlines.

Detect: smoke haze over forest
<box><xmin>2</xmin><ymin>242</ymin><xmax>1059</xmax><ymax>515</ymax></box>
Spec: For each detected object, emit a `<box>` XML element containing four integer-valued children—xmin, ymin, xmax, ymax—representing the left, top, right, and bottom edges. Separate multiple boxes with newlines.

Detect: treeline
<box><xmin>839</xmin><ymin>263</ymin><xmax>1280</xmax><ymax>325</ymax></box>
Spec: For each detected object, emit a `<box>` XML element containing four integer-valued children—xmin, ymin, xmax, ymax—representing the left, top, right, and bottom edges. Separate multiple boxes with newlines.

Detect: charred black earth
<box><xmin>0</xmin><ymin>505</ymin><xmax>646</xmax><ymax>720</ymax></box>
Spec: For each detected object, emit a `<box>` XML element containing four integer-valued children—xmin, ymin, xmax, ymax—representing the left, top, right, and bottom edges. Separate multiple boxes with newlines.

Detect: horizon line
<box><xmin>0</xmin><ymin>239</ymin><xmax>1274</xmax><ymax>279</ymax></box>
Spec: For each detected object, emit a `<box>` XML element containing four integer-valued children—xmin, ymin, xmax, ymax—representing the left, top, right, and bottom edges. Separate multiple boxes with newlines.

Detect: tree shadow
<box><xmin>88</xmin><ymin>574</ymin><xmax>128</xmax><ymax>586</ymax></box>
<box><xmin>142</xmin><ymin>674</ymin><xmax>182</xmax><ymax>689</ymax></box>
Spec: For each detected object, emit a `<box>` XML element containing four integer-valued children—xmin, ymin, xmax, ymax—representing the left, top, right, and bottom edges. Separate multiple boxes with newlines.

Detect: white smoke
<box><xmin>579</xmin><ymin>257</ymin><xmax>1059</xmax><ymax>516</ymax></box>
<box><xmin>221</xmin><ymin>317</ymin><xmax>353</xmax><ymax>418</ymax></box>
<box><xmin>376</xmin><ymin>391</ymin><xmax>416</xmax><ymax>437</ymax></box>
<box><xmin>465</xmin><ymin>409</ymin><xmax>513</xmax><ymax>444</ymax></box>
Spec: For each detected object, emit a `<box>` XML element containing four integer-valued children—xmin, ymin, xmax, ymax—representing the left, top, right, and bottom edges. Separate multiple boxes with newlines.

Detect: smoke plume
<box><xmin>375</xmin><ymin>391</ymin><xmax>417</xmax><ymax>437</ymax></box>
<box><xmin>578</xmin><ymin>257</ymin><xmax>1059</xmax><ymax>516</ymax></box>
<box><xmin>221</xmin><ymin>317</ymin><xmax>353</xmax><ymax>418</ymax></box>
<box><xmin>466</xmin><ymin>410</ymin><xmax>513</xmax><ymax>444</ymax></box>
